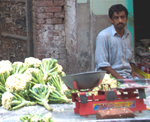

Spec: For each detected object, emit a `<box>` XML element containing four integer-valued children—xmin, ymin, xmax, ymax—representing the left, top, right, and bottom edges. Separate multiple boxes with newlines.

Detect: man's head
<box><xmin>109</xmin><ymin>4</ymin><xmax>128</xmax><ymax>19</ymax></box>
<box><xmin>109</xmin><ymin>4</ymin><xmax>129</xmax><ymax>30</ymax></box>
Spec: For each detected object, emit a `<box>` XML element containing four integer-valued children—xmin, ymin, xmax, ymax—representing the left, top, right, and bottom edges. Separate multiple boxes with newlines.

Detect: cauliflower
<box><xmin>0</xmin><ymin>60</ymin><xmax>12</xmax><ymax>66</ymax></box>
<box><xmin>87</xmin><ymin>73</ymin><xmax>117</xmax><ymax>96</ymax></box>
<box><xmin>13</xmin><ymin>61</ymin><xmax>24</xmax><ymax>67</ymax></box>
<box><xmin>5</xmin><ymin>74</ymin><xmax>32</xmax><ymax>92</ymax></box>
<box><xmin>55</xmin><ymin>64</ymin><xmax>63</xmax><ymax>73</ymax></box>
<box><xmin>24</xmin><ymin>68</ymin><xmax>39</xmax><ymax>76</ymax></box>
<box><xmin>2</xmin><ymin>91</ymin><xmax>36</xmax><ymax>110</ymax></box>
<box><xmin>100</xmin><ymin>73</ymin><xmax>117</xmax><ymax>90</ymax></box>
<box><xmin>42</xmin><ymin>58</ymin><xmax>53</xmax><ymax>62</ymax></box>
<box><xmin>0</xmin><ymin>67</ymin><xmax>11</xmax><ymax>74</ymax></box>
<box><xmin>30</xmin><ymin>83</ymin><xmax>55</xmax><ymax>111</ymax></box>
<box><xmin>12</xmin><ymin>61</ymin><xmax>27</xmax><ymax>74</ymax></box>
<box><xmin>0</xmin><ymin>60</ymin><xmax>13</xmax><ymax>72</ymax></box>
<box><xmin>24</xmin><ymin>57</ymin><xmax>42</xmax><ymax>68</ymax></box>
<box><xmin>88</xmin><ymin>87</ymin><xmax>99</xmax><ymax>96</ymax></box>
<box><xmin>2</xmin><ymin>92</ymin><xmax>14</xmax><ymax>110</ymax></box>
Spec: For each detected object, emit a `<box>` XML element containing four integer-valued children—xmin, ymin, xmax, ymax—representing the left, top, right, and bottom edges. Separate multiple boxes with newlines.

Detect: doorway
<box><xmin>133</xmin><ymin>0</ymin><xmax>150</xmax><ymax>44</ymax></box>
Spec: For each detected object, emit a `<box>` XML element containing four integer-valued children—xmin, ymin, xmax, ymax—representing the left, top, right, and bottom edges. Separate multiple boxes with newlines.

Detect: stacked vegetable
<box><xmin>88</xmin><ymin>73</ymin><xmax>118</xmax><ymax>96</ymax></box>
<box><xmin>20</xmin><ymin>112</ymin><xmax>53</xmax><ymax>122</ymax></box>
<box><xmin>0</xmin><ymin>57</ymin><xmax>71</xmax><ymax>111</ymax></box>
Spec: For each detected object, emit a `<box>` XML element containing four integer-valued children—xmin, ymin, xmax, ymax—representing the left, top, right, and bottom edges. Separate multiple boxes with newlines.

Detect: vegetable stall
<box><xmin>0</xmin><ymin>57</ymin><xmax>73</xmax><ymax>121</ymax></box>
<box><xmin>0</xmin><ymin>57</ymin><xmax>150</xmax><ymax>122</ymax></box>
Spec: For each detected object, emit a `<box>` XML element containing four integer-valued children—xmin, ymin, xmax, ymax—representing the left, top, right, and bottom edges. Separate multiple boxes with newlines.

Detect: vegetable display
<box><xmin>29</xmin><ymin>83</ymin><xmax>55</xmax><ymax>111</ymax></box>
<box><xmin>20</xmin><ymin>112</ymin><xmax>53</xmax><ymax>122</ymax></box>
<box><xmin>0</xmin><ymin>57</ymin><xmax>71</xmax><ymax>111</ymax></box>
<box><xmin>88</xmin><ymin>73</ymin><xmax>118</xmax><ymax>96</ymax></box>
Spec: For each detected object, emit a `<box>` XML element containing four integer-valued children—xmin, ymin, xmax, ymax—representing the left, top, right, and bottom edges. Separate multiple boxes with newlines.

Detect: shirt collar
<box><xmin>111</xmin><ymin>25</ymin><xmax>129</xmax><ymax>37</ymax></box>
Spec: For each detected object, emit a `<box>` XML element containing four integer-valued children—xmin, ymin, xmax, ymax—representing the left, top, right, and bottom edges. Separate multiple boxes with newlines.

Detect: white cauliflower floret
<box><xmin>100</xmin><ymin>73</ymin><xmax>117</xmax><ymax>90</ymax></box>
<box><xmin>24</xmin><ymin>68</ymin><xmax>39</xmax><ymax>76</ymax></box>
<box><xmin>0</xmin><ymin>67</ymin><xmax>11</xmax><ymax>74</ymax></box>
<box><xmin>13</xmin><ymin>61</ymin><xmax>24</xmax><ymax>67</ymax></box>
<box><xmin>5</xmin><ymin>74</ymin><xmax>32</xmax><ymax>92</ymax></box>
<box><xmin>0</xmin><ymin>60</ymin><xmax>13</xmax><ymax>72</ymax></box>
<box><xmin>24</xmin><ymin>57</ymin><xmax>42</xmax><ymax>68</ymax></box>
<box><xmin>2</xmin><ymin>92</ymin><xmax>14</xmax><ymax>110</ymax></box>
<box><xmin>0</xmin><ymin>60</ymin><xmax>12</xmax><ymax>66</ymax></box>
<box><xmin>55</xmin><ymin>64</ymin><xmax>63</xmax><ymax>73</ymax></box>
<box><xmin>88</xmin><ymin>87</ymin><xmax>99</xmax><ymax>96</ymax></box>
<box><xmin>42</xmin><ymin>58</ymin><xmax>52</xmax><ymax>62</ymax></box>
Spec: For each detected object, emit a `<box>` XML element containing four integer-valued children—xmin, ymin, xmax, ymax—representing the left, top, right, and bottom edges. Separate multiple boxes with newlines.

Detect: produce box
<box><xmin>135</xmin><ymin>68</ymin><xmax>150</xmax><ymax>78</ymax></box>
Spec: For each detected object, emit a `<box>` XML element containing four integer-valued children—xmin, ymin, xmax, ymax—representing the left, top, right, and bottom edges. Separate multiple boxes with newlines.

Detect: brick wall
<box><xmin>32</xmin><ymin>0</ymin><xmax>68</xmax><ymax>72</ymax></box>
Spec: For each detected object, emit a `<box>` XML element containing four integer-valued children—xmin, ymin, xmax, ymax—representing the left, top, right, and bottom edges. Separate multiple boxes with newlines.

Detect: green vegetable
<box><xmin>40</xmin><ymin>58</ymin><xmax>58</xmax><ymax>81</ymax></box>
<box><xmin>29</xmin><ymin>83</ymin><xmax>55</xmax><ymax>111</ymax></box>
<box><xmin>20</xmin><ymin>112</ymin><xmax>53</xmax><ymax>122</ymax></box>
<box><xmin>49</xmin><ymin>88</ymin><xmax>71</xmax><ymax>104</ymax></box>
<box><xmin>0</xmin><ymin>93</ymin><xmax>2</xmax><ymax>105</ymax></box>
<box><xmin>30</xmin><ymin>71</ymin><xmax>46</xmax><ymax>85</ymax></box>
<box><xmin>11</xmin><ymin>62</ymin><xmax>31</xmax><ymax>74</ymax></box>
<box><xmin>64</xmin><ymin>89</ymin><xmax>78</xmax><ymax>99</ymax></box>
<box><xmin>48</xmin><ymin>75</ymin><xmax>64</xmax><ymax>93</ymax></box>
<box><xmin>110</xmin><ymin>74</ymin><xmax>120</xmax><ymax>87</ymax></box>
<box><xmin>2</xmin><ymin>91</ymin><xmax>36</xmax><ymax>110</ymax></box>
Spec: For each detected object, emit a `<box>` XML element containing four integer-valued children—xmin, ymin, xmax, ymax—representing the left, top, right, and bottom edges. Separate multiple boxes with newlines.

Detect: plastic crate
<box><xmin>135</xmin><ymin>68</ymin><xmax>150</xmax><ymax>78</ymax></box>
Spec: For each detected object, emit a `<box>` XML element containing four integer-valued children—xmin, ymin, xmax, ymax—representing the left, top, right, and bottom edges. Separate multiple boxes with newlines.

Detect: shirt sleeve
<box><xmin>95</xmin><ymin>33</ymin><xmax>111</xmax><ymax>71</ymax></box>
<box><xmin>128</xmin><ymin>33</ymin><xmax>136</xmax><ymax>64</ymax></box>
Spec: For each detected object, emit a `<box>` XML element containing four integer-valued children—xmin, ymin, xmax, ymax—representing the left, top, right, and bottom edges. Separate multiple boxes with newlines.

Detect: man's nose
<box><xmin>118</xmin><ymin>17</ymin><xmax>122</xmax><ymax>22</ymax></box>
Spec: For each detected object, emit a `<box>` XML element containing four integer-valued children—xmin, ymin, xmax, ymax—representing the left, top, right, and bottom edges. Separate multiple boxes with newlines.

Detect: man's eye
<box><xmin>121</xmin><ymin>16</ymin><xmax>125</xmax><ymax>19</ymax></box>
<box><xmin>114</xmin><ymin>17</ymin><xmax>118</xmax><ymax>20</ymax></box>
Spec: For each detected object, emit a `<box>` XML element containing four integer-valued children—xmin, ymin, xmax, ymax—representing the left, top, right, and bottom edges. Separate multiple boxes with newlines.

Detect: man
<box><xmin>95</xmin><ymin>4</ymin><xmax>143</xmax><ymax>79</ymax></box>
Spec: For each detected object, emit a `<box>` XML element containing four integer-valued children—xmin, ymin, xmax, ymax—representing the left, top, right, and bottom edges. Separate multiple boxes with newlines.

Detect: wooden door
<box><xmin>0</xmin><ymin>0</ymin><xmax>33</xmax><ymax>62</ymax></box>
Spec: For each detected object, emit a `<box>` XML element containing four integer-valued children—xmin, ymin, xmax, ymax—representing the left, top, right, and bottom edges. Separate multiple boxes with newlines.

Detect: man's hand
<box><xmin>101</xmin><ymin>67</ymin><xmax>125</xmax><ymax>79</ymax></box>
<box><xmin>131</xmin><ymin>71</ymin><xmax>144</xmax><ymax>79</ymax></box>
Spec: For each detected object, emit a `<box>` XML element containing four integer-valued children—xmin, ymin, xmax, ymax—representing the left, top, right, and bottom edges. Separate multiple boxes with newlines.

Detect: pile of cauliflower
<box><xmin>0</xmin><ymin>57</ymin><xmax>69</xmax><ymax>111</ymax></box>
<box><xmin>88</xmin><ymin>73</ymin><xmax>117</xmax><ymax>96</ymax></box>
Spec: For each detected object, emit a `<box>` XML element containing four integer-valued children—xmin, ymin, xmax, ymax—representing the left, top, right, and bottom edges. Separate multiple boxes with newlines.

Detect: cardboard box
<box><xmin>135</xmin><ymin>68</ymin><xmax>150</xmax><ymax>78</ymax></box>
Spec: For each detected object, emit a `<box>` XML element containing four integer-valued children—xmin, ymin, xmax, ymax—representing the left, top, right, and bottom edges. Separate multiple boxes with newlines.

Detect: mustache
<box><xmin>117</xmin><ymin>23</ymin><xmax>124</xmax><ymax>25</ymax></box>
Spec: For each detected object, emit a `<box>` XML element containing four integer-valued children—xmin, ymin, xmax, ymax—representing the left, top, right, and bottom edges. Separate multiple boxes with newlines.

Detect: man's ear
<box><xmin>109</xmin><ymin>18</ymin><xmax>113</xmax><ymax>24</ymax></box>
<box><xmin>126</xmin><ymin>17</ymin><xmax>128</xmax><ymax>21</ymax></box>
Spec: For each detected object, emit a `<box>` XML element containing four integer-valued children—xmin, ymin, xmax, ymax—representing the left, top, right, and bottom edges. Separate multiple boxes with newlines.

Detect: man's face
<box><xmin>110</xmin><ymin>11</ymin><xmax>128</xmax><ymax>30</ymax></box>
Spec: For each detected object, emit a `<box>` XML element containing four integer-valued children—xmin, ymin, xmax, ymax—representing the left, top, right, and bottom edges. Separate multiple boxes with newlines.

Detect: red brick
<box><xmin>34</xmin><ymin>1</ymin><xmax>53</xmax><ymax>7</ymax></box>
<box><xmin>46</xmin><ymin>18</ymin><xmax>63</xmax><ymax>24</ymax></box>
<box><xmin>36</xmin><ymin>25</ymin><xmax>54</xmax><ymax>30</ymax></box>
<box><xmin>45</xmin><ymin>7</ymin><xmax>62</xmax><ymax>13</ymax></box>
<box><xmin>54</xmin><ymin>12</ymin><xmax>64</xmax><ymax>18</ymax></box>
<box><xmin>37</xmin><ymin>7</ymin><xmax>45</xmax><ymax>13</ymax></box>
<box><xmin>96</xmin><ymin>108</ymin><xmax>134</xmax><ymax>119</ymax></box>
<box><xmin>37</xmin><ymin>19</ymin><xmax>45</xmax><ymax>24</ymax></box>
<box><xmin>54</xmin><ymin>1</ymin><xmax>65</xmax><ymax>6</ymax></box>
<box><xmin>36</xmin><ymin>13</ymin><xmax>53</xmax><ymax>19</ymax></box>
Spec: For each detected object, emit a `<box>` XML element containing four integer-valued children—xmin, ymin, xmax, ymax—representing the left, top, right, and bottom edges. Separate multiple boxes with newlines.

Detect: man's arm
<box><xmin>101</xmin><ymin>67</ymin><xmax>125</xmax><ymax>79</ymax></box>
<box><xmin>130</xmin><ymin>63</ymin><xmax>144</xmax><ymax>79</ymax></box>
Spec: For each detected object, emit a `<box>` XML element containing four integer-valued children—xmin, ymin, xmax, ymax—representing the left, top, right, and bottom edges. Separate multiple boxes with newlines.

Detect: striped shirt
<box><xmin>95</xmin><ymin>25</ymin><xmax>135</xmax><ymax>78</ymax></box>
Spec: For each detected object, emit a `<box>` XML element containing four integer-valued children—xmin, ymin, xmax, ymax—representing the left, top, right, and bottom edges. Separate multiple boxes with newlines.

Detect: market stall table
<box><xmin>0</xmin><ymin>100</ymin><xmax>150</xmax><ymax>122</ymax></box>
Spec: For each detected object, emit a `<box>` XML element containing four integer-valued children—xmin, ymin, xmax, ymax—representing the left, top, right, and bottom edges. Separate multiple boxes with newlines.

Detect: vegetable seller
<box><xmin>95</xmin><ymin>4</ymin><xmax>143</xmax><ymax>79</ymax></box>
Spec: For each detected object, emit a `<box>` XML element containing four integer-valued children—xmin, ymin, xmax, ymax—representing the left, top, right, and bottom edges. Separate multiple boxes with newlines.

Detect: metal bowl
<box><xmin>61</xmin><ymin>71</ymin><xmax>106</xmax><ymax>90</ymax></box>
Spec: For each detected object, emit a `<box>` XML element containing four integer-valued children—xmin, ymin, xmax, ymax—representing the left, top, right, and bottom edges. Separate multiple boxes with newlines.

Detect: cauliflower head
<box><xmin>24</xmin><ymin>57</ymin><xmax>42</xmax><ymax>68</ymax></box>
<box><xmin>2</xmin><ymin>92</ymin><xmax>14</xmax><ymax>110</ymax></box>
<box><xmin>5</xmin><ymin>74</ymin><xmax>32</xmax><ymax>92</ymax></box>
<box><xmin>100</xmin><ymin>73</ymin><xmax>117</xmax><ymax>90</ymax></box>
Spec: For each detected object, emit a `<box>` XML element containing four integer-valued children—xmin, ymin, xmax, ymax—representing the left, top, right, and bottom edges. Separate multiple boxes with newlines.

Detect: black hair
<box><xmin>109</xmin><ymin>4</ymin><xmax>129</xmax><ymax>19</ymax></box>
